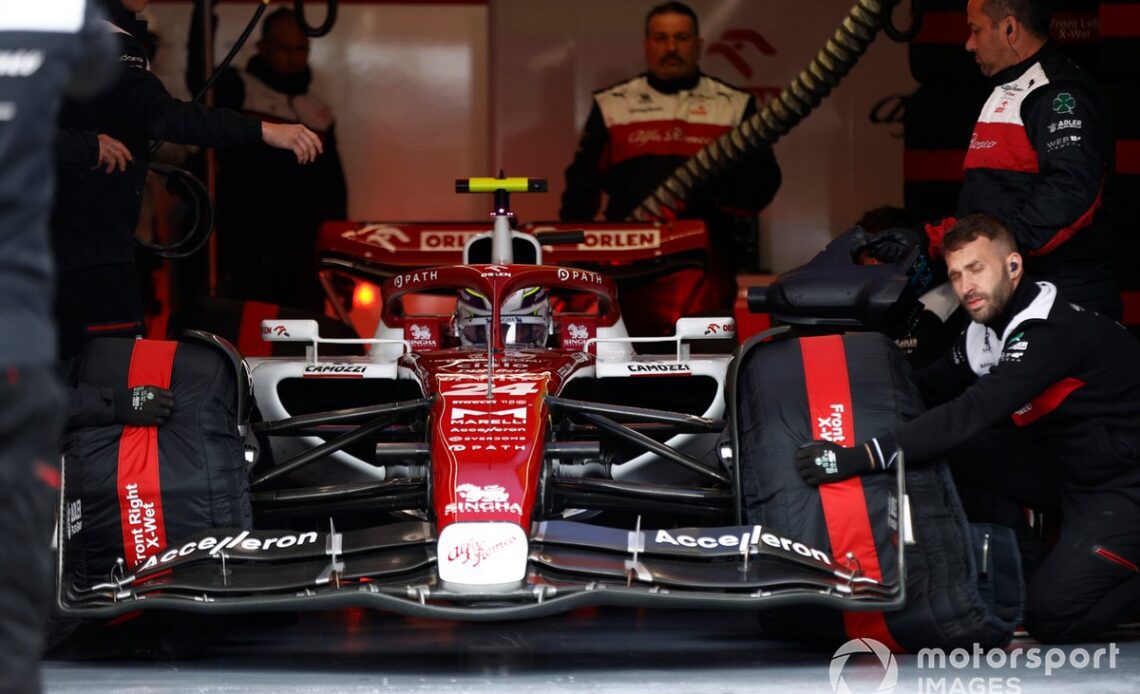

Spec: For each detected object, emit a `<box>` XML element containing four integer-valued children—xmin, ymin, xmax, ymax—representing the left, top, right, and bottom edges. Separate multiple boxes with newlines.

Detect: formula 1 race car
<box><xmin>56</xmin><ymin>178</ymin><xmax>958</xmax><ymax>639</ymax></box>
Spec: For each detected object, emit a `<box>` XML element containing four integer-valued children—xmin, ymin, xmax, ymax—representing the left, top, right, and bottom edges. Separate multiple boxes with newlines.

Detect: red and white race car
<box><xmin>55</xmin><ymin>177</ymin><xmax>907</xmax><ymax>625</ymax></box>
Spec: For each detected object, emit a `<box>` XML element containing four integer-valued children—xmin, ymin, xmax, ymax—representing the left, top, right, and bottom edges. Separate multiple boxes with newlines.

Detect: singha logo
<box><xmin>410</xmin><ymin>324</ymin><xmax>432</xmax><ymax>341</ymax></box>
<box><xmin>567</xmin><ymin>323</ymin><xmax>589</xmax><ymax>340</ymax></box>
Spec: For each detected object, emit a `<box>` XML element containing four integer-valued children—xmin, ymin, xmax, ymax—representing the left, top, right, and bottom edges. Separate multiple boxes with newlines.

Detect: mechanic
<box><xmin>797</xmin><ymin>214</ymin><xmax>1140</xmax><ymax>643</ymax></box>
<box><xmin>52</xmin><ymin>0</ymin><xmax>324</xmax><ymax>361</ymax></box>
<box><xmin>559</xmin><ymin>1</ymin><xmax>781</xmax><ymax>333</ymax></box>
<box><xmin>189</xmin><ymin>3</ymin><xmax>347</xmax><ymax>313</ymax></box>
<box><xmin>869</xmin><ymin>0</ymin><xmax>1119</xmax><ymax>319</ymax></box>
<box><xmin>0</xmin><ymin>1</ymin><xmax>114</xmax><ymax>691</ymax></box>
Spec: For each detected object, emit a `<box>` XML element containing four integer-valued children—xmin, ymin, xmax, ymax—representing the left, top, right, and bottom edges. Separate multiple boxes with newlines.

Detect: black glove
<box><xmin>114</xmin><ymin>385</ymin><xmax>174</xmax><ymax>427</ymax></box>
<box><xmin>796</xmin><ymin>437</ymin><xmax>903</xmax><ymax>486</ymax></box>
<box><xmin>854</xmin><ymin>226</ymin><xmax>928</xmax><ymax>265</ymax></box>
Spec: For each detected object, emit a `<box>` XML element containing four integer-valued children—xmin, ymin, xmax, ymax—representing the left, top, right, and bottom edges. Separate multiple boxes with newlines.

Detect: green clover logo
<box><xmin>1053</xmin><ymin>92</ymin><xmax>1076</xmax><ymax>115</ymax></box>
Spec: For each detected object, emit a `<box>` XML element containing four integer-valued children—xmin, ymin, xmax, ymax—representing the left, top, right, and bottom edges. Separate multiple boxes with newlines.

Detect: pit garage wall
<box><xmin>145</xmin><ymin>1</ymin><xmax>915</xmax><ymax>273</ymax></box>
<box><xmin>145</xmin><ymin>0</ymin><xmax>491</xmax><ymax>221</ymax></box>
<box><xmin>492</xmin><ymin>0</ymin><xmax>918</xmax><ymax>272</ymax></box>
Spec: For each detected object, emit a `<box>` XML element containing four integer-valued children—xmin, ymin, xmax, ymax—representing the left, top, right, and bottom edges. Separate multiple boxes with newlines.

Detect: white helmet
<box><xmin>454</xmin><ymin>287</ymin><xmax>551</xmax><ymax>347</ymax></box>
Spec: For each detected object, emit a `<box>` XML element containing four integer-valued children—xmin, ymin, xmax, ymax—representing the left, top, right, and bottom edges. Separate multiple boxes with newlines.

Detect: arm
<box><xmin>711</xmin><ymin>97</ymin><xmax>782</xmax><ymax>213</ymax></box>
<box><xmin>913</xmin><ymin>330</ymin><xmax>977</xmax><ymax>407</ymax></box>
<box><xmin>798</xmin><ymin>318</ymin><xmax>1077</xmax><ymax>484</ymax></box>
<box><xmin>892</xmin><ymin>320</ymin><xmax>1076</xmax><ymax>462</ymax></box>
<box><xmin>559</xmin><ymin>102</ymin><xmax>608</xmax><ymax>222</ymax></box>
<box><xmin>1007</xmin><ymin>83</ymin><xmax>1109</xmax><ymax>256</ymax></box>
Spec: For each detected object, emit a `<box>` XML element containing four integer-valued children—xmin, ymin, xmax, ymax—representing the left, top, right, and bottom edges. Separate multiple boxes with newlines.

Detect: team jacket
<box><xmin>889</xmin><ymin>279</ymin><xmax>1140</xmax><ymax>487</ymax></box>
<box><xmin>559</xmin><ymin>71</ymin><xmax>781</xmax><ymax>226</ymax></box>
<box><xmin>956</xmin><ymin>42</ymin><xmax>1116</xmax><ymax>316</ymax></box>
<box><xmin>52</xmin><ymin>17</ymin><xmax>263</xmax><ymax>272</ymax></box>
<box><xmin>0</xmin><ymin>0</ymin><xmax>113</xmax><ymax>366</ymax></box>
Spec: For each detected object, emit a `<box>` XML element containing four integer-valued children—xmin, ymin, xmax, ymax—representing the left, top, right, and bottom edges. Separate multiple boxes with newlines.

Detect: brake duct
<box><xmin>626</xmin><ymin>0</ymin><xmax>924</xmax><ymax>223</ymax></box>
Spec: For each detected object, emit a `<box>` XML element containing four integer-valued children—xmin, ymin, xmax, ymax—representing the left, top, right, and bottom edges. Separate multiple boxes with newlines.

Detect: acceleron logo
<box><xmin>830</xmin><ymin>638</ymin><xmax>899</xmax><ymax>694</ymax></box>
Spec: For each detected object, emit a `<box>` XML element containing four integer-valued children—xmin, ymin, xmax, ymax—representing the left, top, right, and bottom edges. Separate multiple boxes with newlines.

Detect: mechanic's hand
<box><xmin>854</xmin><ymin>227</ymin><xmax>928</xmax><ymax>265</ymax></box>
<box><xmin>261</xmin><ymin>122</ymin><xmax>323</xmax><ymax>164</ymax></box>
<box><xmin>92</xmin><ymin>133</ymin><xmax>132</xmax><ymax>173</ymax></box>
<box><xmin>114</xmin><ymin>385</ymin><xmax>174</xmax><ymax>427</ymax></box>
<box><xmin>795</xmin><ymin>440</ymin><xmax>873</xmax><ymax>486</ymax></box>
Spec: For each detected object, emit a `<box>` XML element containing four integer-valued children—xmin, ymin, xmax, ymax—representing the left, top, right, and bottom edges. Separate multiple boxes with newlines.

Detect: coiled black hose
<box><xmin>627</xmin><ymin>0</ymin><xmax>924</xmax><ymax>222</ymax></box>
<box><xmin>294</xmin><ymin>0</ymin><xmax>338</xmax><ymax>38</ymax></box>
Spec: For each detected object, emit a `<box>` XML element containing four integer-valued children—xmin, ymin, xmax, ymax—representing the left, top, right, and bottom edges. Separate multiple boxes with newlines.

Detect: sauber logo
<box><xmin>653</xmin><ymin>526</ymin><xmax>832</xmax><ymax>565</ymax></box>
<box><xmin>444</xmin><ymin>484</ymin><xmax>523</xmax><ymax>515</ymax></box>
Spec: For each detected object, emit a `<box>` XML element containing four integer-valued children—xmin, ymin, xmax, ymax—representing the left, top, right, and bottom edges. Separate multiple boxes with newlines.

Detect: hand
<box><xmin>92</xmin><ymin>133</ymin><xmax>132</xmax><ymax>173</ymax></box>
<box><xmin>114</xmin><ymin>386</ymin><xmax>174</xmax><ymax>427</ymax></box>
<box><xmin>853</xmin><ymin>227</ymin><xmax>927</xmax><ymax>265</ymax></box>
<box><xmin>795</xmin><ymin>440</ymin><xmax>873</xmax><ymax>486</ymax></box>
<box><xmin>261</xmin><ymin>122</ymin><xmax>323</xmax><ymax>164</ymax></box>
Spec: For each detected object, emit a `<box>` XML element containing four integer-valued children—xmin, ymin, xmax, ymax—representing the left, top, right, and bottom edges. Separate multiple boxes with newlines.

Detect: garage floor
<box><xmin>41</xmin><ymin>608</ymin><xmax>1140</xmax><ymax>693</ymax></box>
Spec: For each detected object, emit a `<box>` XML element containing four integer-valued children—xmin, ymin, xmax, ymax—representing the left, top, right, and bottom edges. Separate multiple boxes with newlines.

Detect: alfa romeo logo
<box><xmin>830</xmin><ymin>638</ymin><xmax>898</xmax><ymax>694</ymax></box>
<box><xmin>1052</xmin><ymin>92</ymin><xmax>1076</xmax><ymax>115</ymax></box>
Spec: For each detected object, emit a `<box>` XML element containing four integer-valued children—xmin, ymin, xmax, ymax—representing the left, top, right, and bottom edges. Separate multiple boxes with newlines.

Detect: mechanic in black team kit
<box><xmin>559</xmin><ymin>1</ymin><xmax>781</xmax><ymax>332</ymax></box>
<box><xmin>0</xmin><ymin>2</ymin><xmax>114</xmax><ymax>691</ymax></box>
<box><xmin>52</xmin><ymin>0</ymin><xmax>325</xmax><ymax>360</ymax></box>
<box><xmin>798</xmin><ymin>214</ymin><xmax>1140</xmax><ymax>643</ymax></box>
<box><xmin>872</xmin><ymin>0</ymin><xmax>1118</xmax><ymax>319</ymax></box>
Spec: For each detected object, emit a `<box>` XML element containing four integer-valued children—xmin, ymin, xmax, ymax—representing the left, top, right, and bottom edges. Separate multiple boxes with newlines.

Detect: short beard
<box><xmin>969</xmin><ymin>267</ymin><xmax>1014</xmax><ymax>324</ymax></box>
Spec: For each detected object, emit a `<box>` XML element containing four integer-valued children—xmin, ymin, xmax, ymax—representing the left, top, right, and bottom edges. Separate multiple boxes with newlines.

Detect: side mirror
<box><xmin>674</xmin><ymin>317</ymin><xmax>736</xmax><ymax>340</ymax></box>
<box><xmin>260</xmin><ymin>319</ymin><xmax>320</xmax><ymax>342</ymax></box>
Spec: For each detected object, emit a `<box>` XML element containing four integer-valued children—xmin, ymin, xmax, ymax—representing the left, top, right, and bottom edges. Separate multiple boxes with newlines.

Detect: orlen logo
<box><xmin>704</xmin><ymin>321</ymin><xmax>733</xmax><ymax>336</ymax></box>
<box><xmin>444</xmin><ymin>484</ymin><xmax>523</xmax><ymax>515</ymax></box>
<box><xmin>421</xmin><ymin>230</ymin><xmax>478</xmax><ymax>251</ymax></box>
<box><xmin>262</xmin><ymin>324</ymin><xmax>289</xmax><ymax>337</ymax></box>
<box><xmin>829</xmin><ymin>638</ymin><xmax>898</xmax><ymax>694</ymax></box>
<box><xmin>576</xmin><ymin>229</ymin><xmax>660</xmax><ymax>251</ymax></box>
<box><xmin>705</xmin><ymin>28</ymin><xmax>780</xmax><ymax>103</ymax></box>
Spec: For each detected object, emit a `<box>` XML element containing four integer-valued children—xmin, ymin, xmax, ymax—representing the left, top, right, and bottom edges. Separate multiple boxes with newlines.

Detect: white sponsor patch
<box><xmin>437</xmin><ymin>522</ymin><xmax>528</xmax><ymax>585</ymax></box>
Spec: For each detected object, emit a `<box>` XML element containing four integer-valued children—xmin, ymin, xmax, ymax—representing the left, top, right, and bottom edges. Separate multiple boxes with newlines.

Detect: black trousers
<box><xmin>951</xmin><ymin>427</ymin><xmax>1140</xmax><ymax>643</ymax></box>
<box><xmin>0</xmin><ymin>366</ymin><xmax>63</xmax><ymax>694</ymax></box>
<box><xmin>55</xmin><ymin>263</ymin><xmax>144</xmax><ymax>361</ymax></box>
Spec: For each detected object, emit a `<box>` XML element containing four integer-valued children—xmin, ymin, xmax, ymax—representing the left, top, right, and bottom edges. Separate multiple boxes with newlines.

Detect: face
<box><xmin>121</xmin><ymin>0</ymin><xmax>148</xmax><ymax>12</ymax></box>
<box><xmin>945</xmin><ymin>236</ymin><xmax>1019</xmax><ymax>324</ymax></box>
<box><xmin>258</xmin><ymin>17</ymin><xmax>311</xmax><ymax>76</ymax></box>
<box><xmin>644</xmin><ymin>12</ymin><xmax>701</xmax><ymax>82</ymax></box>
<box><xmin>965</xmin><ymin>0</ymin><xmax>1017</xmax><ymax>77</ymax></box>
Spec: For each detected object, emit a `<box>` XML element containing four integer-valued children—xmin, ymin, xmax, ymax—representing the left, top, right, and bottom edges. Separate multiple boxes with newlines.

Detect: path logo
<box><xmin>830</xmin><ymin>638</ymin><xmax>898</xmax><ymax>694</ymax></box>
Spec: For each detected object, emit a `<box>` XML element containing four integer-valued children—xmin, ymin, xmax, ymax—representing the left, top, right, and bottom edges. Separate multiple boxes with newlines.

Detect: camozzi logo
<box><xmin>830</xmin><ymin>638</ymin><xmax>899</xmax><ymax>694</ymax></box>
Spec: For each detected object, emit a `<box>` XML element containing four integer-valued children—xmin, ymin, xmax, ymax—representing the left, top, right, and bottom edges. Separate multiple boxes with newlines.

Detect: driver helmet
<box><xmin>455</xmin><ymin>287</ymin><xmax>551</xmax><ymax>347</ymax></box>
